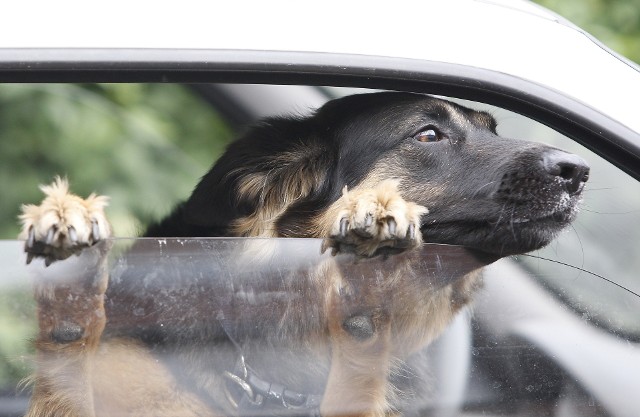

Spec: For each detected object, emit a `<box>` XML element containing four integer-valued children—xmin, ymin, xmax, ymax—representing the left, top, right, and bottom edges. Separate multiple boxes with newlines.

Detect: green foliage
<box><xmin>534</xmin><ymin>0</ymin><xmax>640</xmax><ymax>64</ymax></box>
<box><xmin>0</xmin><ymin>84</ymin><xmax>234</xmax><ymax>238</ymax></box>
<box><xmin>0</xmin><ymin>287</ymin><xmax>34</xmax><ymax>389</ymax></box>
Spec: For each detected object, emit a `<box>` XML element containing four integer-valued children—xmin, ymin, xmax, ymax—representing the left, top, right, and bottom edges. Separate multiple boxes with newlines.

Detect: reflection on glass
<box><xmin>14</xmin><ymin>239</ymin><xmax>488</xmax><ymax>417</ymax></box>
<box><xmin>1</xmin><ymin>239</ymin><xmax>639</xmax><ymax>417</ymax></box>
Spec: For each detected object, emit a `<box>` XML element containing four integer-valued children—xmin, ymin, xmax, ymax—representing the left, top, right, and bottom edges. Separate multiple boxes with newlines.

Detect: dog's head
<box><xmin>186</xmin><ymin>92</ymin><xmax>588</xmax><ymax>258</ymax></box>
<box><xmin>316</xmin><ymin>92</ymin><xmax>589</xmax><ymax>257</ymax></box>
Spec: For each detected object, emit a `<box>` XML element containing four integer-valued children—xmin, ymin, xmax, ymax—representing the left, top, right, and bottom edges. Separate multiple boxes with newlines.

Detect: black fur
<box><xmin>146</xmin><ymin>92</ymin><xmax>588</xmax><ymax>257</ymax></box>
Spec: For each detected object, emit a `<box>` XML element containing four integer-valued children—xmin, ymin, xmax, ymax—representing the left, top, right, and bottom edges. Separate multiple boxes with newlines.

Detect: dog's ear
<box><xmin>184</xmin><ymin>118</ymin><xmax>333</xmax><ymax>235</ymax></box>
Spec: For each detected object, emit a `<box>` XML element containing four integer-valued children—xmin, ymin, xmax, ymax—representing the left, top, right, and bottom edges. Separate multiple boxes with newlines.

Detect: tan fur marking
<box><xmin>230</xmin><ymin>146</ymin><xmax>325</xmax><ymax>237</ymax></box>
<box><xmin>92</xmin><ymin>340</ymin><xmax>215</xmax><ymax>416</ymax></box>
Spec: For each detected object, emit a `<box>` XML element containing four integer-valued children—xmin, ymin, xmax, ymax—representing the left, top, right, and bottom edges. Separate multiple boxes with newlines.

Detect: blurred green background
<box><xmin>0</xmin><ymin>84</ymin><xmax>234</xmax><ymax>239</ymax></box>
<box><xmin>534</xmin><ymin>0</ymin><xmax>640</xmax><ymax>64</ymax></box>
<box><xmin>1</xmin><ymin>0</ymin><xmax>639</xmax><ymax>401</ymax></box>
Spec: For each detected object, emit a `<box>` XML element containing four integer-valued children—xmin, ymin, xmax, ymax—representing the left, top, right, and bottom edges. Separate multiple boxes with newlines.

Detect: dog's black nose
<box><xmin>542</xmin><ymin>150</ymin><xmax>590</xmax><ymax>194</ymax></box>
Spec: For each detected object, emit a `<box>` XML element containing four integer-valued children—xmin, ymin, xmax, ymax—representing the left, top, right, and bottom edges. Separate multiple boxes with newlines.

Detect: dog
<box><xmin>19</xmin><ymin>92</ymin><xmax>589</xmax><ymax>417</ymax></box>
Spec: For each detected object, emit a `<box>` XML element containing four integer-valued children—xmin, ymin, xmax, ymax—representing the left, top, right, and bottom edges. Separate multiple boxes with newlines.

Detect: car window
<box><xmin>1</xmin><ymin>84</ymin><xmax>639</xmax><ymax>417</ymax></box>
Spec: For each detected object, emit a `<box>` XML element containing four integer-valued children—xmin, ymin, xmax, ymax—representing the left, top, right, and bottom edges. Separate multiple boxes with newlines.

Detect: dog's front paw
<box><xmin>19</xmin><ymin>177</ymin><xmax>111</xmax><ymax>265</ymax></box>
<box><xmin>322</xmin><ymin>180</ymin><xmax>428</xmax><ymax>257</ymax></box>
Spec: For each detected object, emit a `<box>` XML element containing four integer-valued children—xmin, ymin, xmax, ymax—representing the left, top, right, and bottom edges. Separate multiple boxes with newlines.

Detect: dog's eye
<box><xmin>413</xmin><ymin>127</ymin><xmax>443</xmax><ymax>143</ymax></box>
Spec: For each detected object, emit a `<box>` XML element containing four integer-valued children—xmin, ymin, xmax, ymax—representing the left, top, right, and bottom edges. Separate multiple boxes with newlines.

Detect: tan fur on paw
<box><xmin>322</xmin><ymin>179</ymin><xmax>428</xmax><ymax>257</ymax></box>
<box><xmin>19</xmin><ymin>177</ymin><xmax>111</xmax><ymax>264</ymax></box>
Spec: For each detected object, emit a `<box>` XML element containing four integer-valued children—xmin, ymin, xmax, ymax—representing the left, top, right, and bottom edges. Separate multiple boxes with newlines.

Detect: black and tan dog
<box><xmin>19</xmin><ymin>92</ymin><xmax>589</xmax><ymax>417</ymax></box>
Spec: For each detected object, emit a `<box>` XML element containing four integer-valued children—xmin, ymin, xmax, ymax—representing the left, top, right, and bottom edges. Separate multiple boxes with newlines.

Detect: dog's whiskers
<box><xmin>472</xmin><ymin>180</ymin><xmax>499</xmax><ymax>197</ymax></box>
<box><xmin>508</xmin><ymin>206</ymin><xmax>518</xmax><ymax>243</ymax></box>
<box><xmin>488</xmin><ymin>202</ymin><xmax>509</xmax><ymax>237</ymax></box>
<box><xmin>522</xmin><ymin>254</ymin><xmax>640</xmax><ymax>299</ymax></box>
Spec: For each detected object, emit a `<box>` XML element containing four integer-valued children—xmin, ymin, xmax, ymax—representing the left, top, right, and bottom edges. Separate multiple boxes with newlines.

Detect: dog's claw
<box><xmin>68</xmin><ymin>226</ymin><xmax>78</xmax><ymax>244</ymax></box>
<box><xmin>51</xmin><ymin>322</ymin><xmax>84</xmax><ymax>343</ymax></box>
<box><xmin>26</xmin><ymin>252</ymin><xmax>34</xmax><ymax>265</ymax></box>
<box><xmin>408</xmin><ymin>223</ymin><xmax>416</xmax><ymax>240</ymax></box>
<box><xmin>26</xmin><ymin>227</ymin><xmax>35</xmax><ymax>248</ymax></box>
<box><xmin>388</xmin><ymin>218</ymin><xmax>397</xmax><ymax>236</ymax></box>
<box><xmin>364</xmin><ymin>213</ymin><xmax>373</xmax><ymax>228</ymax></box>
<box><xmin>91</xmin><ymin>220</ymin><xmax>100</xmax><ymax>243</ymax></box>
<box><xmin>46</xmin><ymin>228</ymin><xmax>56</xmax><ymax>245</ymax></box>
<box><xmin>339</xmin><ymin>217</ymin><xmax>348</xmax><ymax>237</ymax></box>
<box><xmin>321</xmin><ymin>238</ymin><xmax>333</xmax><ymax>255</ymax></box>
<box><xmin>343</xmin><ymin>314</ymin><xmax>375</xmax><ymax>340</ymax></box>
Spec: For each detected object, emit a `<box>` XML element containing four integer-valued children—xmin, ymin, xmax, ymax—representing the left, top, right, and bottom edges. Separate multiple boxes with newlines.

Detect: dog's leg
<box><xmin>320</xmin><ymin>180</ymin><xmax>427</xmax><ymax>417</ymax></box>
<box><xmin>321</xmin><ymin>262</ymin><xmax>392</xmax><ymax>417</ymax></box>
<box><xmin>20</xmin><ymin>178</ymin><xmax>111</xmax><ymax>417</ymax></box>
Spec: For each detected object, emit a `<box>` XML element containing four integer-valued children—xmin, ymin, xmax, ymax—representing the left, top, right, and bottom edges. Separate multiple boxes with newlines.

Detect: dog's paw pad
<box><xmin>342</xmin><ymin>314</ymin><xmax>375</xmax><ymax>340</ymax></box>
<box><xmin>51</xmin><ymin>321</ymin><xmax>85</xmax><ymax>343</ymax></box>
<box><xmin>19</xmin><ymin>177</ymin><xmax>111</xmax><ymax>264</ymax></box>
<box><xmin>324</xmin><ymin>180</ymin><xmax>428</xmax><ymax>257</ymax></box>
